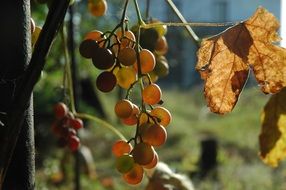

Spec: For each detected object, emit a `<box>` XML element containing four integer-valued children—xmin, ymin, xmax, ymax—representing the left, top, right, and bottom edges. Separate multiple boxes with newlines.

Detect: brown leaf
<box><xmin>259</xmin><ymin>88</ymin><xmax>286</xmax><ymax>167</ymax></box>
<box><xmin>196</xmin><ymin>7</ymin><xmax>286</xmax><ymax>114</ymax></box>
<box><xmin>246</xmin><ymin>8</ymin><xmax>286</xmax><ymax>93</ymax></box>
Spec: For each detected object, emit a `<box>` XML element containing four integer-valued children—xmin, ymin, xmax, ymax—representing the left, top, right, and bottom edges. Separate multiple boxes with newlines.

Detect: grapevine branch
<box><xmin>0</xmin><ymin>0</ymin><xmax>71</xmax><ymax>186</ymax></box>
<box><xmin>165</xmin><ymin>0</ymin><xmax>200</xmax><ymax>46</ymax></box>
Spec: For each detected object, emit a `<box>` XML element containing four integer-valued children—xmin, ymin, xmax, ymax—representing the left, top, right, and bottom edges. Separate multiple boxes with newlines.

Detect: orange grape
<box><xmin>142</xmin><ymin>83</ymin><xmax>162</xmax><ymax>105</ymax></box>
<box><xmin>116</xmin><ymin>67</ymin><xmax>137</xmax><ymax>89</ymax></box>
<box><xmin>142</xmin><ymin>124</ymin><xmax>167</xmax><ymax>147</ymax></box>
<box><xmin>114</xmin><ymin>99</ymin><xmax>134</xmax><ymax>119</ymax></box>
<box><xmin>123</xmin><ymin>164</ymin><xmax>144</xmax><ymax>185</ymax></box>
<box><xmin>143</xmin><ymin>151</ymin><xmax>158</xmax><ymax>169</ymax></box>
<box><xmin>132</xmin><ymin>142</ymin><xmax>155</xmax><ymax>165</ymax></box>
<box><xmin>112</xmin><ymin>140</ymin><xmax>132</xmax><ymax>157</ymax></box>
<box><xmin>115</xmin><ymin>154</ymin><xmax>134</xmax><ymax>174</ymax></box>
<box><xmin>134</xmin><ymin>49</ymin><xmax>156</xmax><ymax>74</ymax></box>
<box><xmin>96</xmin><ymin>71</ymin><xmax>117</xmax><ymax>92</ymax></box>
<box><xmin>84</xmin><ymin>30</ymin><xmax>106</xmax><ymax>47</ymax></box>
<box><xmin>150</xmin><ymin>106</ymin><xmax>172</xmax><ymax>127</ymax></box>
<box><xmin>88</xmin><ymin>0</ymin><xmax>107</xmax><ymax>17</ymax></box>
<box><xmin>118</xmin><ymin>47</ymin><xmax>136</xmax><ymax>66</ymax></box>
<box><xmin>115</xmin><ymin>30</ymin><xmax>136</xmax><ymax>49</ymax></box>
<box><xmin>154</xmin><ymin>36</ymin><xmax>168</xmax><ymax>55</ymax></box>
<box><xmin>92</xmin><ymin>48</ymin><xmax>114</xmax><ymax>70</ymax></box>
<box><xmin>121</xmin><ymin>105</ymin><xmax>139</xmax><ymax>126</ymax></box>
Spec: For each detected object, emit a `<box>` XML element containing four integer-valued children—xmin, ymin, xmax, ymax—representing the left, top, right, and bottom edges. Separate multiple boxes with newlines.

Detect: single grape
<box><xmin>123</xmin><ymin>164</ymin><xmax>144</xmax><ymax>185</ymax></box>
<box><xmin>134</xmin><ymin>49</ymin><xmax>156</xmax><ymax>74</ymax></box>
<box><xmin>150</xmin><ymin>19</ymin><xmax>167</xmax><ymax>37</ymax></box>
<box><xmin>84</xmin><ymin>30</ymin><xmax>106</xmax><ymax>47</ymax></box>
<box><xmin>154</xmin><ymin>56</ymin><xmax>169</xmax><ymax>77</ymax></box>
<box><xmin>143</xmin><ymin>151</ymin><xmax>158</xmax><ymax>169</ymax></box>
<box><xmin>53</xmin><ymin>102</ymin><xmax>68</xmax><ymax>119</ymax></box>
<box><xmin>150</xmin><ymin>106</ymin><xmax>172</xmax><ymax>127</ymax></box>
<box><xmin>112</xmin><ymin>140</ymin><xmax>132</xmax><ymax>157</ymax></box>
<box><xmin>88</xmin><ymin>0</ymin><xmax>108</xmax><ymax>17</ymax></box>
<box><xmin>142</xmin><ymin>124</ymin><xmax>167</xmax><ymax>146</ymax></box>
<box><xmin>132</xmin><ymin>142</ymin><xmax>155</xmax><ymax>165</ymax></box>
<box><xmin>116</xmin><ymin>67</ymin><xmax>137</xmax><ymax>89</ymax></box>
<box><xmin>121</xmin><ymin>104</ymin><xmax>139</xmax><ymax>126</ymax></box>
<box><xmin>139</xmin><ymin>28</ymin><xmax>159</xmax><ymax>51</ymax></box>
<box><xmin>96</xmin><ymin>71</ymin><xmax>117</xmax><ymax>92</ymax></box>
<box><xmin>92</xmin><ymin>48</ymin><xmax>115</xmax><ymax>70</ymax></box>
<box><xmin>154</xmin><ymin>36</ymin><xmax>168</xmax><ymax>55</ymax></box>
<box><xmin>115</xmin><ymin>30</ymin><xmax>136</xmax><ymax>49</ymax></box>
<box><xmin>118</xmin><ymin>47</ymin><xmax>136</xmax><ymax>66</ymax></box>
<box><xmin>115</xmin><ymin>154</ymin><xmax>135</xmax><ymax>174</ymax></box>
<box><xmin>68</xmin><ymin>135</ymin><xmax>80</xmax><ymax>152</ymax></box>
<box><xmin>142</xmin><ymin>83</ymin><xmax>162</xmax><ymax>105</ymax></box>
<box><xmin>114</xmin><ymin>99</ymin><xmax>134</xmax><ymax>119</ymax></box>
<box><xmin>69</xmin><ymin>118</ymin><xmax>83</xmax><ymax>130</ymax></box>
<box><xmin>79</xmin><ymin>39</ymin><xmax>99</xmax><ymax>59</ymax></box>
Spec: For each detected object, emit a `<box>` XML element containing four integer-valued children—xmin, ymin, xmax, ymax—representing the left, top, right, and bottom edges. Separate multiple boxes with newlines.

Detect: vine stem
<box><xmin>133</xmin><ymin>0</ymin><xmax>145</xmax><ymax>25</ymax></box>
<box><xmin>75</xmin><ymin>113</ymin><xmax>127</xmax><ymax>141</ymax></box>
<box><xmin>165</xmin><ymin>0</ymin><xmax>200</xmax><ymax>45</ymax></box>
<box><xmin>141</xmin><ymin>22</ymin><xmax>236</xmax><ymax>28</ymax></box>
<box><xmin>60</xmin><ymin>27</ymin><xmax>76</xmax><ymax>113</ymax></box>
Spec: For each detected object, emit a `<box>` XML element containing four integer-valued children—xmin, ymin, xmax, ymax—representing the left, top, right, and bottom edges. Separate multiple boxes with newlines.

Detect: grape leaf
<box><xmin>259</xmin><ymin>88</ymin><xmax>286</xmax><ymax>167</ymax></box>
<box><xmin>196</xmin><ymin>7</ymin><xmax>286</xmax><ymax>114</ymax></box>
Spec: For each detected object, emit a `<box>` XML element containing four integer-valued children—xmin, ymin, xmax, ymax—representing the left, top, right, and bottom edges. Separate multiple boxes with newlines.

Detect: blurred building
<box><xmin>139</xmin><ymin>0</ymin><xmax>281</xmax><ymax>88</ymax></box>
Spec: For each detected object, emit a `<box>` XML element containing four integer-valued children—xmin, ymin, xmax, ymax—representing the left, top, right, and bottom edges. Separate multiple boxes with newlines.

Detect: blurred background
<box><xmin>31</xmin><ymin>0</ymin><xmax>286</xmax><ymax>189</ymax></box>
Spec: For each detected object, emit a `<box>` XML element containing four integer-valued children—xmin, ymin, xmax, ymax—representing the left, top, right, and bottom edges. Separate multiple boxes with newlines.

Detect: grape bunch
<box><xmin>134</xmin><ymin>19</ymin><xmax>170</xmax><ymax>82</ymax></box>
<box><xmin>79</xmin><ymin>15</ymin><xmax>171</xmax><ymax>185</ymax></box>
<box><xmin>51</xmin><ymin>102</ymin><xmax>83</xmax><ymax>152</ymax></box>
<box><xmin>112</xmin><ymin>82</ymin><xmax>171</xmax><ymax>184</ymax></box>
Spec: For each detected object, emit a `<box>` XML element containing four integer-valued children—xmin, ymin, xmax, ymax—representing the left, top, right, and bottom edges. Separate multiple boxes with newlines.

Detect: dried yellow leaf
<box><xmin>196</xmin><ymin>7</ymin><xmax>286</xmax><ymax>114</ymax></box>
<box><xmin>259</xmin><ymin>88</ymin><xmax>286</xmax><ymax>167</ymax></box>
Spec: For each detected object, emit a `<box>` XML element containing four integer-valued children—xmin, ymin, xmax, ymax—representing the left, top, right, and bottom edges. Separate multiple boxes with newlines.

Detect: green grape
<box><xmin>115</xmin><ymin>154</ymin><xmax>135</xmax><ymax>174</ymax></box>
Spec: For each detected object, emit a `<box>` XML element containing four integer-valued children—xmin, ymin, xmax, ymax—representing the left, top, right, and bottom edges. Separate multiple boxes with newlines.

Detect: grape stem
<box><xmin>75</xmin><ymin>113</ymin><xmax>127</xmax><ymax>141</ymax></box>
<box><xmin>165</xmin><ymin>0</ymin><xmax>200</xmax><ymax>46</ymax></box>
<box><xmin>141</xmin><ymin>22</ymin><xmax>236</xmax><ymax>28</ymax></box>
<box><xmin>60</xmin><ymin>27</ymin><xmax>76</xmax><ymax>114</ymax></box>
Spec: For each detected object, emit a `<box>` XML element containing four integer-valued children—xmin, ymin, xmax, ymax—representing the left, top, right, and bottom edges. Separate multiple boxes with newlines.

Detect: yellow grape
<box><xmin>150</xmin><ymin>19</ymin><xmax>167</xmax><ymax>37</ymax></box>
<box><xmin>114</xmin><ymin>99</ymin><xmax>134</xmax><ymax>119</ymax></box>
<box><xmin>142</xmin><ymin>83</ymin><xmax>162</xmax><ymax>105</ymax></box>
<box><xmin>116</xmin><ymin>67</ymin><xmax>137</xmax><ymax>89</ymax></box>
<box><xmin>134</xmin><ymin>49</ymin><xmax>156</xmax><ymax>74</ymax></box>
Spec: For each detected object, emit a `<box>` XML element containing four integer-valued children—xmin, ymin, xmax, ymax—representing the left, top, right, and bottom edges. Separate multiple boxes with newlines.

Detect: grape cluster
<box><xmin>134</xmin><ymin>19</ymin><xmax>170</xmax><ymax>82</ymax></box>
<box><xmin>112</xmin><ymin>84</ymin><xmax>171</xmax><ymax>184</ymax></box>
<box><xmin>79</xmin><ymin>18</ymin><xmax>171</xmax><ymax>185</ymax></box>
<box><xmin>51</xmin><ymin>102</ymin><xmax>83</xmax><ymax>152</ymax></box>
